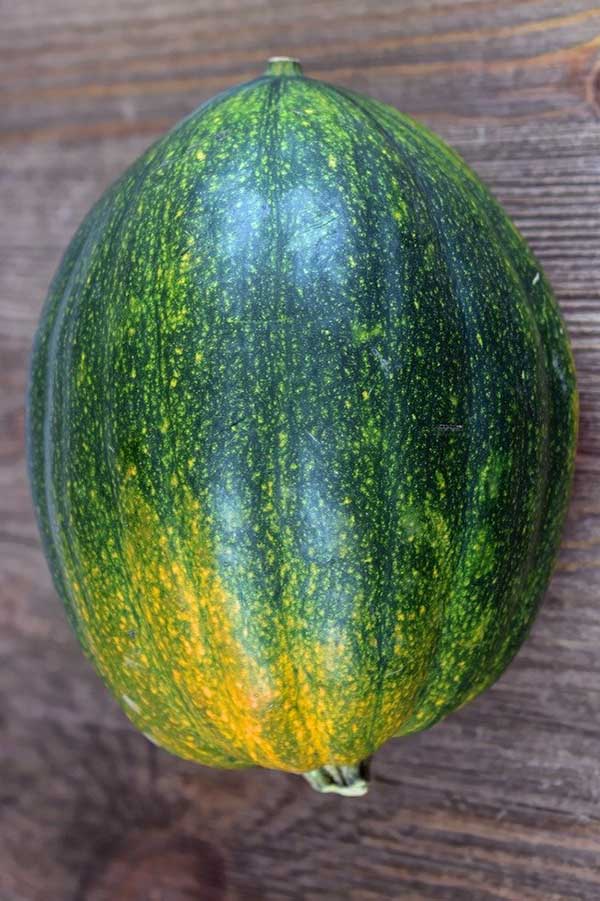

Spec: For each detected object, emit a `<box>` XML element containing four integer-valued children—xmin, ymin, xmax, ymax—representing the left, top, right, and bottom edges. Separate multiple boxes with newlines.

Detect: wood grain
<box><xmin>1</xmin><ymin>1</ymin><xmax>600</xmax><ymax>899</ymax></box>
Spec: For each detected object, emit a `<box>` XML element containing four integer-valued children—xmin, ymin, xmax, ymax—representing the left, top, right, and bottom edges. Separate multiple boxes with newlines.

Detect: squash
<box><xmin>27</xmin><ymin>58</ymin><xmax>577</xmax><ymax>796</ymax></box>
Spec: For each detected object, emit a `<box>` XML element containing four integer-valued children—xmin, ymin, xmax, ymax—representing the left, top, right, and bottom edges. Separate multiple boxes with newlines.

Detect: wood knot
<box><xmin>84</xmin><ymin>833</ymin><xmax>227</xmax><ymax>900</ymax></box>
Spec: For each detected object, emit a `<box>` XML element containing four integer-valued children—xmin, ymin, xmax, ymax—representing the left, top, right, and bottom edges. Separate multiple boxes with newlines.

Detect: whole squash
<box><xmin>27</xmin><ymin>58</ymin><xmax>577</xmax><ymax>795</ymax></box>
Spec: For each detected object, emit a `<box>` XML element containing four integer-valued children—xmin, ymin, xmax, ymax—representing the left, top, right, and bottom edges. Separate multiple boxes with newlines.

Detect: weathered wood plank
<box><xmin>1</xmin><ymin>1</ymin><xmax>600</xmax><ymax>899</ymax></box>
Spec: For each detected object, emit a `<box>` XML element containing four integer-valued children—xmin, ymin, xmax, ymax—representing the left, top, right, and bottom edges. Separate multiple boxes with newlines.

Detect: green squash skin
<box><xmin>27</xmin><ymin>60</ymin><xmax>577</xmax><ymax>775</ymax></box>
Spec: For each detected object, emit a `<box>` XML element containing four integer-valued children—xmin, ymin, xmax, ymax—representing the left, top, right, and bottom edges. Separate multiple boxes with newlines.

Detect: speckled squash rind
<box><xmin>27</xmin><ymin>59</ymin><xmax>577</xmax><ymax>787</ymax></box>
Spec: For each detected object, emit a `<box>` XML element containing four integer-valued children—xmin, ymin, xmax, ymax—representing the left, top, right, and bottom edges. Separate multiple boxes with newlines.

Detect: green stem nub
<box><xmin>265</xmin><ymin>57</ymin><xmax>303</xmax><ymax>78</ymax></box>
<box><xmin>302</xmin><ymin>761</ymin><xmax>370</xmax><ymax>797</ymax></box>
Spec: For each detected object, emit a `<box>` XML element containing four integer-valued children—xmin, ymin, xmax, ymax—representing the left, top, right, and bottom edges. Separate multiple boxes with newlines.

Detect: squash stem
<box><xmin>265</xmin><ymin>57</ymin><xmax>303</xmax><ymax>78</ymax></box>
<box><xmin>302</xmin><ymin>760</ymin><xmax>370</xmax><ymax>796</ymax></box>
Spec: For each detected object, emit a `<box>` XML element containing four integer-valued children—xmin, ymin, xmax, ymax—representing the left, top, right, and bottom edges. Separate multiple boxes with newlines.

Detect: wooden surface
<box><xmin>2</xmin><ymin>1</ymin><xmax>600</xmax><ymax>898</ymax></box>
